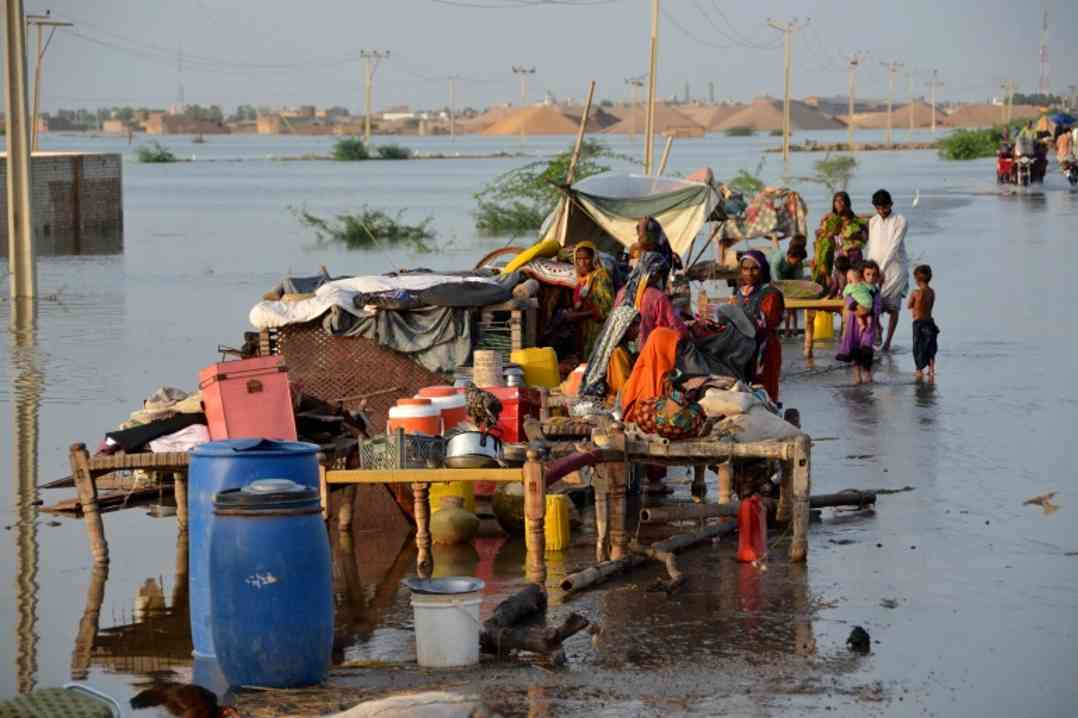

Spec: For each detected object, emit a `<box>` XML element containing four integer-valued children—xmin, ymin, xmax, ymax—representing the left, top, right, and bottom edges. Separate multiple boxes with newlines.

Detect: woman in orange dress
<box><xmin>731</xmin><ymin>250</ymin><xmax>785</xmax><ymax>403</ymax></box>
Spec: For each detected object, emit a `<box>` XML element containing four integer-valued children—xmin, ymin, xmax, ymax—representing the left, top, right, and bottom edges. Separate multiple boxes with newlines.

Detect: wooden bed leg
<box><xmin>608</xmin><ymin>464</ymin><xmax>628</xmax><ymax>561</ymax></box>
<box><xmin>717</xmin><ymin>461</ymin><xmax>733</xmax><ymax>504</ymax></box>
<box><xmin>70</xmin><ymin>443</ymin><xmax>109</xmax><ymax>566</ymax></box>
<box><xmin>173</xmin><ymin>471</ymin><xmax>189</xmax><ymax>532</ymax></box>
<box><xmin>691</xmin><ymin>464</ymin><xmax>707</xmax><ymax>500</ymax></box>
<box><xmin>593</xmin><ymin>477</ymin><xmax>610</xmax><ymax>562</ymax></box>
<box><xmin>804</xmin><ymin>310</ymin><xmax>815</xmax><ymax>357</ymax></box>
<box><xmin>789</xmin><ymin>435</ymin><xmax>811</xmax><ymax>562</ymax></box>
<box><xmin>319</xmin><ymin>465</ymin><xmax>329</xmax><ymax>521</ymax></box>
<box><xmin>70</xmin><ymin>564</ymin><xmax>108</xmax><ymax>680</ymax></box>
<box><xmin>413</xmin><ymin>482</ymin><xmax>433</xmax><ymax>578</ymax></box>
<box><xmin>337</xmin><ymin>485</ymin><xmax>356</xmax><ymax>533</ymax></box>
<box><xmin>777</xmin><ymin>457</ymin><xmax>793</xmax><ymax>523</ymax></box>
<box><xmin>523</xmin><ymin>451</ymin><xmax>547</xmax><ymax>585</ymax></box>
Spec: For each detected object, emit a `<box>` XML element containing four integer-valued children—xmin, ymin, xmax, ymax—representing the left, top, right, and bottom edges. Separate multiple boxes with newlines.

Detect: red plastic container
<box><xmin>736</xmin><ymin>495</ymin><xmax>768</xmax><ymax>563</ymax></box>
<box><xmin>198</xmin><ymin>356</ymin><xmax>297</xmax><ymax>441</ymax></box>
<box><xmin>482</xmin><ymin>386</ymin><xmax>540</xmax><ymax>444</ymax></box>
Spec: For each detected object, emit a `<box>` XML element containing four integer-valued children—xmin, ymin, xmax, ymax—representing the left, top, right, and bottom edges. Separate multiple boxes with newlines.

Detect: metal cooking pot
<box><xmin>444</xmin><ymin>431</ymin><xmax>502</xmax><ymax>469</ymax></box>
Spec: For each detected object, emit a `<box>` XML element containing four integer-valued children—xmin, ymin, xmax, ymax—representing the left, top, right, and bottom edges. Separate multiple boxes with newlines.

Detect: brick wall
<box><xmin>0</xmin><ymin>152</ymin><xmax>123</xmax><ymax>257</ymax></box>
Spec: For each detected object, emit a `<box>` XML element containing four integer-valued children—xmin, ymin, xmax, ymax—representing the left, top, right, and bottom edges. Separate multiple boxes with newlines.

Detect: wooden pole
<box><xmin>412</xmin><ymin>482</ymin><xmax>432</xmax><ymax>578</ymax></box>
<box><xmin>644</xmin><ymin>0</ymin><xmax>659</xmax><ymax>174</ymax></box>
<box><xmin>717</xmin><ymin>461</ymin><xmax>733</xmax><ymax>504</ymax></box>
<box><xmin>781</xmin><ymin>24</ymin><xmax>791</xmax><ymax>163</ymax></box>
<box><xmin>639</xmin><ymin>502</ymin><xmax>738</xmax><ymax>524</ymax></box>
<box><xmin>173</xmin><ymin>470</ymin><xmax>188</xmax><ymax>532</ymax></box>
<box><xmin>70</xmin><ymin>443</ymin><xmax>108</xmax><ymax>565</ymax></box>
<box><xmin>337</xmin><ymin>485</ymin><xmax>355</xmax><ymax>533</ymax></box>
<box><xmin>30</xmin><ymin>22</ymin><xmax>41</xmax><ymax>151</ymax></box>
<box><xmin>788</xmin><ymin>434</ymin><xmax>811</xmax><ymax>562</ymax></box>
<box><xmin>6</xmin><ymin>0</ymin><xmax>36</xmax><ymax>299</ymax></box>
<box><xmin>656</xmin><ymin>135</ymin><xmax>674</xmax><ymax>176</ymax></box>
<box><xmin>70</xmin><ymin>564</ymin><xmax>107</xmax><ymax>680</ymax></box>
<box><xmin>556</xmin><ymin>80</ymin><xmax>597</xmax><ymax>245</ymax></box>
<box><xmin>690</xmin><ymin>464</ymin><xmax>707</xmax><ymax>500</ymax></box>
<box><xmin>523</xmin><ymin>450</ymin><xmax>547</xmax><ymax>585</ymax></box>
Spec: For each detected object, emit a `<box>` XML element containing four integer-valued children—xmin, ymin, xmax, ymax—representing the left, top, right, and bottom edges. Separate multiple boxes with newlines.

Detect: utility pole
<box><xmin>907</xmin><ymin>70</ymin><xmax>915</xmax><ymax>132</ymax></box>
<box><xmin>927</xmin><ymin>69</ymin><xmax>942</xmax><ymax>134</ymax></box>
<box><xmin>26</xmin><ymin>12</ymin><xmax>72</xmax><ymax>151</ymax></box>
<box><xmin>708</xmin><ymin>81</ymin><xmax>715</xmax><ymax>104</ymax></box>
<box><xmin>625</xmin><ymin>75</ymin><xmax>644</xmax><ymax>138</ymax></box>
<box><xmin>1038</xmin><ymin>7</ymin><xmax>1049</xmax><ymax>95</ymax></box>
<box><xmin>1069</xmin><ymin>84</ymin><xmax>1077</xmax><ymax>111</ymax></box>
<box><xmin>846</xmin><ymin>52</ymin><xmax>867</xmax><ymax>150</ymax></box>
<box><xmin>360</xmin><ymin>49</ymin><xmax>389</xmax><ymax>145</ymax></box>
<box><xmin>6</xmin><ymin>0</ymin><xmax>35</xmax><ymax>299</ymax></box>
<box><xmin>448</xmin><ymin>75</ymin><xmax>459</xmax><ymax>142</ymax></box>
<box><xmin>683</xmin><ymin>80</ymin><xmax>689</xmax><ymax>104</ymax></box>
<box><xmin>767</xmin><ymin>18</ymin><xmax>809</xmax><ymax>165</ymax></box>
<box><xmin>644</xmin><ymin>0</ymin><xmax>659</xmax><ymax>175</ymax></box>
<box><xmin>512</xmin><ymin>65</ymin><xmax>536</xmax><ymax>146</ymax></box>
<box><xmin>881</xmin><ymin>60</ymin><xmax>903</xmax><ymax>146</ymax></box>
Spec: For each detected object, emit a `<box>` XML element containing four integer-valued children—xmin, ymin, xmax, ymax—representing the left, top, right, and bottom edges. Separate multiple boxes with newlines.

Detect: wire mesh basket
<box><xmin>358</xmin><ymin>430</ymin><xmax>445</xmax><ymax>470</ymax></box>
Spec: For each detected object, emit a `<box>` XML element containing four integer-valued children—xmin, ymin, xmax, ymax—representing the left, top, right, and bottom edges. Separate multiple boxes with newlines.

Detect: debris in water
<box><xmin>1022</xmin><ymin>492</ymin><xmax>1060</xmax><ymax>514</ymax></box>
<box><xmin>829</xmin><ymin>538</ymin><xmax>855</xmax><ymax>545</ymax></box>
<box><xmin>847</xmin><ymin>626</ymin><xmax>871</xmax><ymax>654</ymax></box>
<box><xmin>880</xmin><ymin>598</ymin><xmax>899</xmax><ymax>609</ymax></box>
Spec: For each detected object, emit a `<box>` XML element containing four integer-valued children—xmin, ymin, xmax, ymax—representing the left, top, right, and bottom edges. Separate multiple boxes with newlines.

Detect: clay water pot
<box><xmin>430</xmin><ymin>496</ymin><xmax>480</xmax><ymax>545</ymax></box>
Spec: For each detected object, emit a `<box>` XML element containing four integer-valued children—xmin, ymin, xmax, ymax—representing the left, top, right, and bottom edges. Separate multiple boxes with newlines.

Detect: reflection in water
<box><xmin>12</xmin><ymin>298</ymin><xmax>42</xmax><ymax>694</ymax></box>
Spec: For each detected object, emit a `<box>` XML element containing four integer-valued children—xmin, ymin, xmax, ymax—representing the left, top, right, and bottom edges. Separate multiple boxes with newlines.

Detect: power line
<box><xmin>705</xmin><ymin>0</ymin><xmax>783</xmax><ymax>50</ymax></box>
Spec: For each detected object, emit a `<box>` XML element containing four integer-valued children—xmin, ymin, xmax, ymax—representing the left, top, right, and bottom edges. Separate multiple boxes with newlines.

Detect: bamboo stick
<box><xmin>639</xmin><ymin>502</ymin><xmax>738</xmax><ymax>523</ymax></box>
<box><xmin>70</xmin><ymin>443</ymin><xmax>109</xmax><ymax>566</ymax></box>
<box><xmin>657</xmin><ymin>135</ymin><xmax>674</xmax><ymax>176</ymax></box>
<box><xmin>561</xmin><ymin>520</ymin><xmax>736</xmax><ymax>594</ymax></box>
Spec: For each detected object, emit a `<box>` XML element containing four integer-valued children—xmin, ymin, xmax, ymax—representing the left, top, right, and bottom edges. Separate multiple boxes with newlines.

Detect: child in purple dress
<box><xmin>835</xmin><ymin>261</ymin><xmax>882</xmax><ymax>384</ymax></box>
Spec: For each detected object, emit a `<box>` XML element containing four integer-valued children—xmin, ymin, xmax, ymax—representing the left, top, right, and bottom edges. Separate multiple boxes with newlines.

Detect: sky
<box><xmin>19</xmin><ymin>0</ymin><xmax>1078</xmax><ymax>113</ymax></box>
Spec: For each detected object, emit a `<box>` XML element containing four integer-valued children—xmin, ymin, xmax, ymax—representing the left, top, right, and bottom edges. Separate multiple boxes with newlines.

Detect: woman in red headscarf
<box><xmin>731</xmin><ymin>250</ymin><xmax>785</xmax><ymax>402</ymax></box>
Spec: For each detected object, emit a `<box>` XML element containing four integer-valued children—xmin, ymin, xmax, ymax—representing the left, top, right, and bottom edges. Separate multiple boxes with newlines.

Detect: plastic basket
<box><xmin>359</xmin><ymin>430</ymin><xmax>445</xmax><ymax>470</ymax></box>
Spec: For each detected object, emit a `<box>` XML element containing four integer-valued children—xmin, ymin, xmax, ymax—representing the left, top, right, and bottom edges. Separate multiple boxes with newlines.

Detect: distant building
<box><xmin>281</xmin><ymin>105</ymin><xmax>316</xmax><ymax>119</ymax></box>
<box><xmin>101</xmin><ymin>119</ymin><xmax>131</xmax><ymax>135</ymax></box>
<box><xmin>145</xmin><ymin>112</ymin><xmax>229</xmax><ymax>135</ymax></box>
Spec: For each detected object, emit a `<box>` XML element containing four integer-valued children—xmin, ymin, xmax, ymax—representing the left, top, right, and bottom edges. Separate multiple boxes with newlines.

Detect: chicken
<box><xmin>464</xmin><ymin>382</ymin><xmax>502</xmax><ymax>433</ymax></box>
<box><xmin>130</xmin><ymin>683</ymin><xmax>239</xmax><ymax>718</ymax></box>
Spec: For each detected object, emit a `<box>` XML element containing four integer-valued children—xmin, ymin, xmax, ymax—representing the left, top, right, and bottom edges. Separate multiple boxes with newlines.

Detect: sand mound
<box><xmin>679</xmin><ymin>103</ymin><xmax>746</xmax><ymax>130</ymax></box>
<box><xmin>563</xmin><ymin>105</ymin><xmax>622</xmax><ymax>131</ymax></box>
<box><xmin>847</xmin><ymin>101</ymin><xmax>940</xmax><ymax>129</ymax></box>
<box><xmin>480</xmin><ymin>105</ymin><xmax>584</xmax><ymax>136</ymax></box>
<box><xmin>715</xmin><ymin>97</ymin><xmax>842</xmax><ymax>131</ymax></box>
<box><xmin>602</xmin><ymin>102</ymin><xmax>703</xmax><ymax>135</ymax></box>
<box><xmin>943</xmin><ymin>103</ymin><xmax>1041</xmax><ymax>128</ymax></box>
<box><xmin>455</xmin><ymin>106</ymin><xmax>515</xmax><ymax>133</ymax></box>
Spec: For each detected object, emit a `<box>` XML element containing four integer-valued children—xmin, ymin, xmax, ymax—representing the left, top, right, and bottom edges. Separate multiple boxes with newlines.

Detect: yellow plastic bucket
<box><xmin>544</xmin><ymin>494</ymin><xmax>572</xmax><ymax>551</ymax></box>
<box><xmin>510</xmin><ymin>347</ymin><xmax>560</xmax><ymax>388</ymax></box>
<box><xmin>813</xmin><ymin>311</ymin><xmax>835</xmax><ymax>340</ymax></box>
<box><xmin>430</xmin><ymin>481</ymin><xmax>476</xmax><ymax>515</ymax></box>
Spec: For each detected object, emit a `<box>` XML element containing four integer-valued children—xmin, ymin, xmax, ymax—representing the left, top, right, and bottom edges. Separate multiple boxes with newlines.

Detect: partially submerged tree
<box><xmin>293</xmin><ymin>205</ymin><xmax>434</xmax><ymax>253</ymax></box>
<box><xmin>472</xmin><ymin>139</ymin><xmax>626</xmax><ymax>237</ymax></box>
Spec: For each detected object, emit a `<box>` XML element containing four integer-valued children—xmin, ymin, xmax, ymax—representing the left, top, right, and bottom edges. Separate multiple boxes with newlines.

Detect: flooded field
<box><xmin>1</xmin><ymin>130</ymin><xmax>1076</xmax><ymax>716</ymax></box>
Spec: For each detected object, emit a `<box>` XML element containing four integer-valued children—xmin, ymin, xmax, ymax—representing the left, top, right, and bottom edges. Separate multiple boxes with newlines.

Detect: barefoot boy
<box><xmin>907</xmin><ymin>264</ymin><xmax>940</xmax><ymax>380</ymax></box>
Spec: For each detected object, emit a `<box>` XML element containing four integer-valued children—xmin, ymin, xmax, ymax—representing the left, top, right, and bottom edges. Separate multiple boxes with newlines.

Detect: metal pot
<box><xmin>444</xmin><ymin>431</ymin><xmax>502</xmax><ymax>469</ymax></box>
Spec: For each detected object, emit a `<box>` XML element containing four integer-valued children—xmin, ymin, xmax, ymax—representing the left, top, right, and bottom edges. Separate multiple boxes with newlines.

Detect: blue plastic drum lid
<box><xmin>193</xmin><ymin>438</ymin><xmax>320</xmax><ymax>458</ymax></box>
<box><xmin>213</xmin><ymin>479</ymin><xmax>321</xmax><ymax>513</ymax></box>
<box><xmin>188</xmin><ymin>438</ymin><xmax>321</xmax><ymax>660</ymax></box>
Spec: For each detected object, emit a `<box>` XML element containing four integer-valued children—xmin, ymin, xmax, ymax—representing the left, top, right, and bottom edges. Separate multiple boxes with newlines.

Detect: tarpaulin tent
<box><xmin>537</xmin><ymin>172</ymin><xmax>721</xmax><ymax>258</ymax></box>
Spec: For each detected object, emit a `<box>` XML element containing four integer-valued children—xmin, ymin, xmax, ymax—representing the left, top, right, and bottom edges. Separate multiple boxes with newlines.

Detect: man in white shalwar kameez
<box><xmin>866</xmin><ymin>189</ymin><xmax>909</xmax><ymax>352</ymax></box>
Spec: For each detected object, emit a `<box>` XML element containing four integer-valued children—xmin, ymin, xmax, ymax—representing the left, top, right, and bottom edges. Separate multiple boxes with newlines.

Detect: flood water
<box><xmin>1</xmin><ymin>129</ymin><xmax>1075</xmax><ymax>716</ymax></box>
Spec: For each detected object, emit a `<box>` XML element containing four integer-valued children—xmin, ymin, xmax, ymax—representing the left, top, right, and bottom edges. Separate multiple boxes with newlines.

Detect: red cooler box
<box><xmin>198</xmin><ymin>356</ymin><xmax>297</xmax><ymax>441</ymax></box>
<box><xmin>484</xmin><ymin>386</ymin><xmax>540</xmax><ymax>444</ymax></box>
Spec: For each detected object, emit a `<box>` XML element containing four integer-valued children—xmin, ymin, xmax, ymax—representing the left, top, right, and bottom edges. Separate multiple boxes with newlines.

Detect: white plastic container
<box><xmin>410</xmin><ymin>590</ymin><xmax>483</xmax><ymax>668</ymax></box>
<box><xmin>423</xmin><ymin>393</ymin><xmax>468</xmax><ymax>432</ymax></box>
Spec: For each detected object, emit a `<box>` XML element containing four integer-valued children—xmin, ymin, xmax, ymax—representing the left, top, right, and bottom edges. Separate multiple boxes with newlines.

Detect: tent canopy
<box><xmin>538</xmin><ymin>171</ymin><xmax>720</xmax><ymax>258</ymax></box>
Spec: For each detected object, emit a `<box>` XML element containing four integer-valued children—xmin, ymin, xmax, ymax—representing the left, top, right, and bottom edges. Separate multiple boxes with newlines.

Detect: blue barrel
<box><xmin>188</xmin><ymin>439</ymin><xmax>319</xmax><ymax>659</ymax></box>
<box><xmin>209</xmin><ymin>479</ymin><xmax>333</xmax><ymax>688</ymax></box>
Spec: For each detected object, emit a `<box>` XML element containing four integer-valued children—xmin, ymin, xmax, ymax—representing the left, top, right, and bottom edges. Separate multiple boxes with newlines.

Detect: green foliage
<box><xmin>472</xmin><ymin>138</ymin><xmax>624</xmax><ymax>236</ymax></box>
<box><xmin>727</xmin><ymin>155</ymin><xmax>767</xmax><ymax>196</ymax></box>
<box><xmin>136</xmin><ymin>140</ymin><xmax>178</xmax><ymax>163</ymax></box>
<box><xmin>769</xmin><ymin>128</ymin><xmax>784</xmax><ymax>136</ymax></box>
<box><xmin>810</xmin><ymin>154</ymin><xmax>858</xmax><ymax>193</ymax></box>
<box><xmin>293</xmin><ymin>206</ymin><xmax>435</xmax><ymax>252</ymax></box>
<box><xmin>332</xmin><ymin>137</ymin><xmax>369</xmax><ymax>161</ymax></box>
<box><xmin>375</xmin><ymin>144</ymin><xmax>413</xmax><ymax>160</ymax></box>
<box><xmin>724</xmin><ymin>126</ymin><xmax>754</xmax><ymax>137</ymax></box>
<box><xmin>936</xmin><ymin>121</ymin><xmax>1027</xmax><ymax>161</ymax></box>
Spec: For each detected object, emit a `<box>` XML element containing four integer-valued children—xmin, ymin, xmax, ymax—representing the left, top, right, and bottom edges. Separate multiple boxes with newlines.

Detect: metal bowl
<box><xmin>401</xmin><ymin>576</ymin><xmax>486</xmax><ymax>595</ymax></box>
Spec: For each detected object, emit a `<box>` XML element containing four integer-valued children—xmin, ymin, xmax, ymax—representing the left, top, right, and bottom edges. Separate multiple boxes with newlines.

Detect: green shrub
<box><xmin>937</xmin><ymin>120</ymin><xmax>1029</xmax><ymax>161</ymax></box>
<box><xmin>811</xmin><ymin>154</ymin><xmax>857</xmax><ymax>193</ymax></box>
<box><xmin>727</xmin><ymin>155</ymin><xmax>767</xmax><ymax>196</ymax></box>
<box><xmin>724</xmin><ymin>126</ymin><xmax>754</xmax><ymax>137</ymax></box>
<box><xmin>332</xmin><ymin>137</ymin><xmax>369</xmax><ymax>161</ymax></box>
<box><xmin>293</xmin><ymin>205</ymin><xmax>434</xmax><ymax>252</ymax></box>
<box><xmin>375</xmin><ymin>144</ymin><xmax>412</xmax><ymax>160</ymax></box>
<box><xmin>472</xmin><ymin>138</ymin><xmax>630</xmax><ymax>236</ymax></box>
<box><xmin>136</xmin><ymin>140</ymin><xmax>177</xmax><ymax>163</ymax></box>
<box><xmin>769</xmin><ymin>128</ymin><xmax>784</xmax><ymax>136</ymax></box>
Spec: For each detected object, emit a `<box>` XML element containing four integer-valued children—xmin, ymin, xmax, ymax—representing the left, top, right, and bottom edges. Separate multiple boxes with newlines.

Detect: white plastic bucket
<box><xmin>410</xmin><ymin>590</ymin><xmax>482</xmax><ymax>668</ymax></box>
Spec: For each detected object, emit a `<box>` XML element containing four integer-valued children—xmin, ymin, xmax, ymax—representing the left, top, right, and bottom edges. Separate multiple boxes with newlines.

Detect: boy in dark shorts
<box><xmin>907</xmin><ymin>264</ymin><xmax>939</xmax><ymax>380</ymax></box>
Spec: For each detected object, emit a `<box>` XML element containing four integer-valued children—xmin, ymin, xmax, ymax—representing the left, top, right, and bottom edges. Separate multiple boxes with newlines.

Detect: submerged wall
<box><xmin>0</xmin><ymin>151</ymin><xmax>124</xmax><ymax>257</ymax></box>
